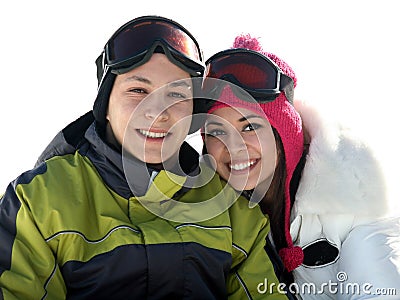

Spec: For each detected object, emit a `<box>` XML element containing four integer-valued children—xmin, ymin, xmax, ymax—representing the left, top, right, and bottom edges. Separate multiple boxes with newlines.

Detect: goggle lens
<box><xmin>204</xmin><ymin>49</ymin><xmax>294</xmax><ymax>103</ymax></box>
<box><xmin>206</xmin><ymin>51</ymin><xmax>278</xmax><ymax>90</ymax></box>
<box><xmin>106</xmin><ymin>18</ymin><xmax>202</xmax><ymax>68</ymax></box>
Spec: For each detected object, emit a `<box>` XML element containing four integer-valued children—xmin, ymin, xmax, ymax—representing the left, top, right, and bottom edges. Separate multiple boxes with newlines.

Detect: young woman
<box><xmin>203</xmin><ymin>34</ymin><xmax>400</xmax><ymax>299</ymax></box>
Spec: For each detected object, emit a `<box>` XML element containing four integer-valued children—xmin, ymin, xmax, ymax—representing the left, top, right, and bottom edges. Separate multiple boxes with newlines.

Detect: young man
<box><xmin>0</xmin><ymin>16</ymin><xmax>286</xmax><ymax>299</ymax></box>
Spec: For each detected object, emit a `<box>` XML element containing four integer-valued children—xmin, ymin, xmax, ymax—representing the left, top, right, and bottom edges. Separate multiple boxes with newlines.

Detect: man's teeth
<box><xmin>139</xmin><ymin>129</ymin><xmax>168</xmax><ymax>138</ymax></box>
<box><xmin>229</xmin><ymin>160</ymin><xmax>256</xmax><ymax>171</ymax></box>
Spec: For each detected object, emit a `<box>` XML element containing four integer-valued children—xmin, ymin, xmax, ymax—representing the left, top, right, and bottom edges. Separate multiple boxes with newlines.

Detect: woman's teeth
<box><xmin>229</xmin><ymin>160</ymin><xmax>256</xmax><ymax>171</ymax></box>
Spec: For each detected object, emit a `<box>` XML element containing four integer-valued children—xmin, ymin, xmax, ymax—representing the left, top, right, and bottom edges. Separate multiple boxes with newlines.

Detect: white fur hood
<box><xmin>292</xmin><ymin>100</ymin><xmax>398</xmax><ymax>218</ymax></box>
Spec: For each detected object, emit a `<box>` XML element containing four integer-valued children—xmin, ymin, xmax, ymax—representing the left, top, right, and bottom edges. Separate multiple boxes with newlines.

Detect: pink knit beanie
<box><xmin>207</xmin><ymin>34</ymin><xmax>304</xmax><ymax>272</ymax></box>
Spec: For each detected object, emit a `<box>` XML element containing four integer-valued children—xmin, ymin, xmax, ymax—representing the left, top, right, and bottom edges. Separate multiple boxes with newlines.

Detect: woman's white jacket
<box><xmin>291</xmin><ymin>101</ymin><xmax>400</xmax><ymax>299</ymax></box>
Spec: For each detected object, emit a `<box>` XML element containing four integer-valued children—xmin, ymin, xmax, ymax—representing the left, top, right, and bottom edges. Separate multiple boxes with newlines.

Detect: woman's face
<box><xmin>107</xmin><ymin>53</ymin><xmax>193</xmax><ymax>164</ymax></box>
<box><xmin>204</xmin><ymin>106</ymin><xmax>277</xmax><ymax>191</ymax></box>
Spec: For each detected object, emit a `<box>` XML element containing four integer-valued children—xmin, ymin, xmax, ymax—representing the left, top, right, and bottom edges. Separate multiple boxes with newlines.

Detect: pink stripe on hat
<box><xmin>207</xmin><ymin>85</ymin><xmax>266</xmax><ymax>116</ymax></box>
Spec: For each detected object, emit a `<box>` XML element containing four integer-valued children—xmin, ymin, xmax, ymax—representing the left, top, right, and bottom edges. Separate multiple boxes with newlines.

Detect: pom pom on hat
<box><xmin>233</xmin><ymin>33</ymin><xmax>264</xmax><ymax>52</ymax></box>
<box><xmin>232</xmin><ymin>34</ymin><xmax>297</xmax><ymax>88</ymax></box>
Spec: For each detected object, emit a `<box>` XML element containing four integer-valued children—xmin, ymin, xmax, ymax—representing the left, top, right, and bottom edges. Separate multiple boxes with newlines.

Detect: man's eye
<box><xmin>168</xmin><ymin>91</ymin><xmax>189</xmax><ymax>99</ymax></box>
<box><xmin>129</xmin><ymin>88</ymin><xmax>147</xmax><ymax>94</ymax></box>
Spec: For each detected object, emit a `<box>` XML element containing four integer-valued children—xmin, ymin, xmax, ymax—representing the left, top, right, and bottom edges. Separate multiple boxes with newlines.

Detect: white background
<box><xmin>1</xmin><ymin>0</ymin><xmax>399</xmax><ymax>193</ymax></box>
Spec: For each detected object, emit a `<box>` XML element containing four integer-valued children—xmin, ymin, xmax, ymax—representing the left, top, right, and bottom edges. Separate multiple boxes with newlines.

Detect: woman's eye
<box><xmin>205</xmin><ymin>129</ymin><xmax>225</xmax><ymax>137</ymax></box>
<box><xmin>244</xmin><ymin>123</ymin><xmax>261</xmax><ymax>131</ymax></box>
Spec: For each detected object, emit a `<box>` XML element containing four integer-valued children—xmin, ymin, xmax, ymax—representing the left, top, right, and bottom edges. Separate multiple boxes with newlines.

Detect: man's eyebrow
<box><xmin>124</xmin><ymin>76</ymin><xmax>191</xmax><ymax>89</ymax></box>
<box><xmin>125</xmin><ymin>75</ymin><xmax>152</xmax><ymax>84</ymax></box>
<box><xmin>168</xmin><ymin>80</ymin><xmax>192</xmax><ymax>89</ymax></box>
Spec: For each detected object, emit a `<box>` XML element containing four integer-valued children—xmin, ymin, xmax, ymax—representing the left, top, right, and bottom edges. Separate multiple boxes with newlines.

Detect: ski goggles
<box><xmin>96</xmin><ymin>16</ymin><xmax>205</xmax><ymax>84</ymax></box>
<box><xmin>203</xmin><ymin>49</ymin><xmax>294</xmax><ymax>103</ymax></box>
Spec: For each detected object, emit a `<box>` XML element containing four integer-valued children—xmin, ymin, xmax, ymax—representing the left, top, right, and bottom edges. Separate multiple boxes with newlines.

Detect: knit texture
<box><xmin>233</xmin><ymin>34</ymin><xmax>297</xmax><ymax>88</ymax></box>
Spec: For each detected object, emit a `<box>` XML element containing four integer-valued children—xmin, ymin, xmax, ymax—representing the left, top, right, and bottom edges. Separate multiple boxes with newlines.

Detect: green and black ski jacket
<box><xmin>0</xmin><ymin>119</ymin><xmax>286</xmax><ymax>299</ymax></box>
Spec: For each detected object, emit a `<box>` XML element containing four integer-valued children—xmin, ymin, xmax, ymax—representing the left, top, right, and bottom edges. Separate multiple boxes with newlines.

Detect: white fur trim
<box><xmin>293</xmin><ymin>100</ymin><xmax>395</xmax><ymax>217</ymax></box>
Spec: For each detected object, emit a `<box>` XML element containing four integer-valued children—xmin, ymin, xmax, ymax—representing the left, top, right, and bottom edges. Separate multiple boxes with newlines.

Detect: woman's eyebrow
<box><xmin>206</xmin><ymin>114</ymin><xmax>263</xmax><ymax>126</ymax></box>
<box><xmin>238</xmin><ymin>114</ymin><xmax>264</xmax><ymax>122</ymax></box>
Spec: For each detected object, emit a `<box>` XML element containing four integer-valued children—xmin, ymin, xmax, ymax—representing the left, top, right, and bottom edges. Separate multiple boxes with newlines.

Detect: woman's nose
<box><xmin>225</xmin><ymin>132</ymin><xmax>248</xmax><ymax>154</ymax></box>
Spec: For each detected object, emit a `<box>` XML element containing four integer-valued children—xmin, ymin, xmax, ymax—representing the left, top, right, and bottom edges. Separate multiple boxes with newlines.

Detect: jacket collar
<box><xmin>84</xmin><ymin>123</ymin><xmax>200</xmax><ymax>199</ymax></box>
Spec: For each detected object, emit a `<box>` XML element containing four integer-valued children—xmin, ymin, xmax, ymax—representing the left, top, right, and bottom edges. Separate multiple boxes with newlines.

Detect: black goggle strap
<box><xmin>95</xmin><ymin>41</ymin><xmax>204</xmax><ymax>94</ymax></box>
<box><xmin>95</xmin><ymin>50</ymin><xmax>113</xmax><ymax>93</ymax></box>
<box><xmin>95</xmin><ymin>51</ymin><xmax>106</xmax><ymax>86</ymax></box>
<box><xmin>107</xmin><ymin>16</ymin><xmax>202</xmax><ymax>62</ymax></box>
<box><xmin>279</xmin><ymin>74</ymin><xmax>294</xmax><ymax>104</ymax></box>
<box><xmin>206</xmin><ymin>49</ymin><xmax>295</xmax><ymax>104</ymax></box>
<box><xmin>108</xmin><ymin>41</ymin><xmax>204</xmax><ymax>77</ymax></box>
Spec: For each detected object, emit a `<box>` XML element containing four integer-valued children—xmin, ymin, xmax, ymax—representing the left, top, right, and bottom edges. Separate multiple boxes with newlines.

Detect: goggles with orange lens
<box><xmin>204</xmin><ymin>49</ymin><xmax>294</xmax><ymax>103</ymax></box>
<box><xmin>96</xmin><ymin>16</ymin><xmax>205</xmax><ymax>85</ymax></box>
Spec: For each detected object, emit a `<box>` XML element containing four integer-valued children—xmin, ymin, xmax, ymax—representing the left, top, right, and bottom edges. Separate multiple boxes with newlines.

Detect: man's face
<box><xmin>107</xmin><ymin>53</ymin><xmax>193</xmax><ymax>164</ymax></box>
